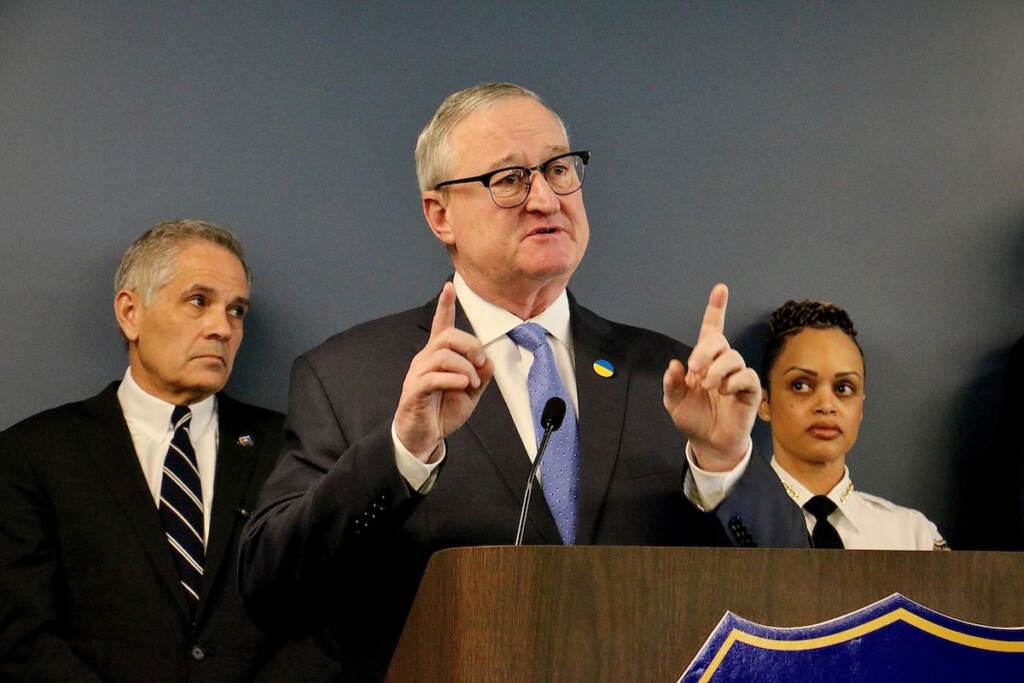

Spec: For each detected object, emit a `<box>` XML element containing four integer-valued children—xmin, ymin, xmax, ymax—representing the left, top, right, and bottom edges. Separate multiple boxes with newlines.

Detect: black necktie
<box><xmin>158</xmin><ymin>405</ymin><xmax>206</xmax><ymax>610</ymax></box>
<box><xmin>804</xmin><ymin>495</ymin><xmax>844</xmax><ymax>549</ymax></box>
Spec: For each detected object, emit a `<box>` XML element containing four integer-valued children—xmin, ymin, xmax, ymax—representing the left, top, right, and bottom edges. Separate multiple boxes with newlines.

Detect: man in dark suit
<box><xmin>239</xmin><ymin>83</ymin><xmax>807</xmax><ymax>681</ymax></box>
<box><xmin>985</xmin><ymin>334</ymin><xmax>1024</xmax><ymax>550</ymax></box>
<box><xmin>0</xmin><ymin>220</ymin><xmax>333</xmax><ymax>681</ymax></box>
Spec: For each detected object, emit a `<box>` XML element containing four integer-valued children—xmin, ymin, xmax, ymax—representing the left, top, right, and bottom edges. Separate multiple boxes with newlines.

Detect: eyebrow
<box><xmin>185</xmin><ymin>284</ymin><xmax>217</xmax><ymax>297</ymax></box>
<box><xmin>490</xmin><ymin>145</ymin><xmax>571</xmax><ymax>170</ymax></box>
<box><xmin>783</xmin><ymin>366</ymin><xmax>862</xmax><ymax>379</ymax></box>
<box><xmin>185</xmin><ymin>284</ymin><xmax>251</xmax><ymax>308</ymax></box>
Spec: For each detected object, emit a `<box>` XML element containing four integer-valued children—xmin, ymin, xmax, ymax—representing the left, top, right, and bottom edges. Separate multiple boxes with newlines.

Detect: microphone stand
<box><xmin>514</xmin><ymin>425</ymin><xmax>556</xmax><ymax>546</ymax></box>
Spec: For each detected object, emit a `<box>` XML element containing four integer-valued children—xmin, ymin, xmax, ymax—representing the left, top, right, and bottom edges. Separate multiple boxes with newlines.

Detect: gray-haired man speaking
<box><xmin>240</xmin><ymin>84</ymin><xmax>806</xmax><ymax>681</ymax></box>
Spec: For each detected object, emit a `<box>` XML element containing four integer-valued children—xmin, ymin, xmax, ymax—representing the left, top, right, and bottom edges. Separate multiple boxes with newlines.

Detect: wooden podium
<box><xmin>386</xmin><ymin>546</ymin><xmax>1024</xmax><ymax>682</ymax></box>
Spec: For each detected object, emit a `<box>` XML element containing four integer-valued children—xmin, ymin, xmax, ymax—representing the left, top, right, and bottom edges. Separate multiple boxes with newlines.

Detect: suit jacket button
<box><xmin>191</xmin><ymin>645</ymin><xmax>205</xmax><ymax>661</ymax></box>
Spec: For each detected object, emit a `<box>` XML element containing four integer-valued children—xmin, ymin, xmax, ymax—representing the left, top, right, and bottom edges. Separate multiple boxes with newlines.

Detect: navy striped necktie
<box><xmin>158</xmin><ymin>405</ymin><xmax>206</xmax><ymax>611</ymax></box>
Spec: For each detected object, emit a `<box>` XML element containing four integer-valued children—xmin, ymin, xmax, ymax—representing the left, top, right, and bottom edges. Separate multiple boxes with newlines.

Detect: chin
<box><xmin>796</xmin><ymin>444</ymin><xmax>848</xmax><ymax>465</ymax></box>
<box><xmin>524</xmin><ymin>256</ymin><xmax>579</xmax><ymax>280</ymax></box>
<box><xmin>186</xmin><ymin>372</ymin><xmax>229</xmax><ymax>397</ymax></box>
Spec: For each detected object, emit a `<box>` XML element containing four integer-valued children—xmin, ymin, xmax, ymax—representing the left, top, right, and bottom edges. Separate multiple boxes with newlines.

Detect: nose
<box><xmin>523</xmin><ymin>170</ymin><xmax>560</xmax><ymax>214</ymax></box>
<box><xmin>204</xmin><ymin>307</ymin><xmax>234</xmax><ymax>341</ymax></box>
<box><xmin>813</xmin><ymin>390</ymin><xmax>837</xmax><ymax>415</ymax></box>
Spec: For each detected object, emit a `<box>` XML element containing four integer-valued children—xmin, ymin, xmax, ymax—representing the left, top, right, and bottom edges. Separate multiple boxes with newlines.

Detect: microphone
<box><xmin>514</xmin><ymin>397</ymin><xmax>567</xmax><ymax>546</ymax></box>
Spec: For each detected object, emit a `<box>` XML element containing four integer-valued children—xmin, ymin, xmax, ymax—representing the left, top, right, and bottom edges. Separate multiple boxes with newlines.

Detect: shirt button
<box><xmin>191</xmin><ymin>645</ymin><xmax>205</xmax><ymax>661</ymax></box>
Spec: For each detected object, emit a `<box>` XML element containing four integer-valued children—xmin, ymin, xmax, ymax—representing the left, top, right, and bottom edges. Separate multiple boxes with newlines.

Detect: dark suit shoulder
<box><xmin>1</xmin><ymin>383</ymin><xmax>120</xmax><ymax>443</ymax></box>
<box><xmin>296</xmin><ymin>305</ymin><xmax>429</xmax><ymax>398</ymax></box>
<box><xmin>573</xmin><ymin>300</ymin><xmax>693</xmax><ymax>359</ymax></box>
<box><xmin>305</xmin><ymin>304</ymin><xmax>426</xmax><ymax>362</ymax></box>
<box><xmin>3</xmin><ymin>386</ymin><xmax>284</xmax><ymax>440</ymax></box>
<box><xmin>3</xmin><ymin>401</ymin><xmax>87</xmax><ymax>439</ymax></box>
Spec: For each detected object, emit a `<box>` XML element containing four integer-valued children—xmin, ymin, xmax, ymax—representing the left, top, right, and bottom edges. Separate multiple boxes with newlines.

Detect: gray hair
<box><xmin>414</xmin><ymin>82</ymin><xmax>569</xmax><ymax>192</ymax></box>
<box><xmin>114</xmin><ymin>219</ymin><xmax>250</xmax><ymax>305</ymax></box>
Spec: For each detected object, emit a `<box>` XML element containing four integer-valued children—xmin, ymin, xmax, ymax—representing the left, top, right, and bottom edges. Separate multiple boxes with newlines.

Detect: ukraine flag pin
<box><xmin>593</xmin><ymin>359</ymin><xmax>615</xmax><ymax>378</ymax></box>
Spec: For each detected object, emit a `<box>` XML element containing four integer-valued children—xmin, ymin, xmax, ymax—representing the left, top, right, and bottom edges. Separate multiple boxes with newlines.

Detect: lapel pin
<box><xmin>237</xmin><ymin>434</ymin><xmax>255</xmax><ymax>447</ymax></box>
<box><xmin>592</xmin><ymin>359</ymin><xmax>615</xmax><ymax>378</ymax></box>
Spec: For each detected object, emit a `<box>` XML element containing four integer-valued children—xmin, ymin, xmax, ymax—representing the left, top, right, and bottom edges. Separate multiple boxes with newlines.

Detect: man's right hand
<box><xmin>394</xmin><ymin>282</ymin><xmax>494</xmax><ymax>462</ymax></box>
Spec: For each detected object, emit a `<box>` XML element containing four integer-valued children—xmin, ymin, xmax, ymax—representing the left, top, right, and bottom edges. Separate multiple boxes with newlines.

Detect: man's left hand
<box><xmin>662</xmin><ymin>283</ymin><xmax>761</xmax><ymax>472</ymax></box>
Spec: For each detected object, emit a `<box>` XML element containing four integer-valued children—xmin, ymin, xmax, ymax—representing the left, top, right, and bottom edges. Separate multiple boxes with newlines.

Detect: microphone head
<box><xmin>540</xmin><ymin>397</ymin><xmax>567</xmax><ymax>431</ymax></box>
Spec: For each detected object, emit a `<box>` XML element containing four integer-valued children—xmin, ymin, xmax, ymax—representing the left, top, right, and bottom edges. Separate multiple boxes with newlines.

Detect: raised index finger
<box><xmin>698</xmin><ymin>283</ymin><xmax>729</xmax><ymax>341</ymax></box>
<box><xmin>430</xmin><ymin>282</ymin><xmax>457</xmax><ymax>338</ymax></box>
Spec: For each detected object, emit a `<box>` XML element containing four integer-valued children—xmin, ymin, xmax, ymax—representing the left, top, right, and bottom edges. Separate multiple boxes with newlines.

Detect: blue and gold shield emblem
<box><xmin>680</xmin><ymin>593</ymin><xmax>1024</xmax><ymax>682</ymax></box>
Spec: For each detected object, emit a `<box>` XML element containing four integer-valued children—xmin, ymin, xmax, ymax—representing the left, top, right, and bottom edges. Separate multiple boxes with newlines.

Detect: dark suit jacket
<box><xmin>0</xmin><ymin>382</ymin><xmax>333</xmax><ymax>682</ymax></box>
<box><xmin>239</xmin><ymin>291</ymin><xmax>807</xmax><ymax>681</ymax></box>
<box><xmin>988</xmin><ymin>335</ymin><xmax>1024</xmax><ymax>549</ymax></box>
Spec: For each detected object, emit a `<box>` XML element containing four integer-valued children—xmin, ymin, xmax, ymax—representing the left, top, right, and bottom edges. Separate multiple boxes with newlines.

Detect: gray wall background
<box><xmin>2</xmin><ymin>2</ymin><xmax>1022</xmax><ymax>547</ymax></box>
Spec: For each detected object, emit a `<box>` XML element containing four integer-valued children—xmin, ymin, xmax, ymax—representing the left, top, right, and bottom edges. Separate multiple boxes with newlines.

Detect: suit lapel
<box><xmin>81</xmin><ymin>384</ymin><xmax>191</xmax><ymax>618</ymax></box>
<box><xmin>570</xmin><ymin>298</ymin><xmax>629</xmax><ymax>545</ymax></box>
<box><xmin>465</xmin><ymin>379</ymin><xmax>563</xmax><ymax>544</ymax></box>
<box><xmin>196</xmin><ymin>394</ymin><xmax>261</xmax><ymax>616</ymax></box>
<box><xmin>416</xmin><ymin>293</ymin><xmax>562</xmax><ymax>544</ymax></box>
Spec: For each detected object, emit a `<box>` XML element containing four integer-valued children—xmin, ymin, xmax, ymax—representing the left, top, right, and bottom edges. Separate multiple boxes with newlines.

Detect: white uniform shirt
<box><xmin>117</xmin><ymin>367</ymin><xmax>217</xmax><ymax>543</ymax></box>
<box><xmin>771</xmin><ymin>456</ymin><xmax>947</xmax><ymax>551</ymax></box>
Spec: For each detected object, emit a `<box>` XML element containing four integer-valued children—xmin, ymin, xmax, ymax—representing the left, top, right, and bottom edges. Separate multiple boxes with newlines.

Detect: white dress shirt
<box><xmin>770</xmin><ymin>456</ymin><xmax>947</xmax><ymax>550</ymax></box>
<box><xmin>392</xmin><ymin>274</ymin><xmax>749</xmax><ymax>507</ymax></box>
<box><xmin>117</xmin><ymin>367</ymin><xmax>217</xmax><ymax>543</ymax></box>
<box><xmin>451</xmin><ymin>273</ymin><xmax>578</xmax><ymax>455</ymax></box>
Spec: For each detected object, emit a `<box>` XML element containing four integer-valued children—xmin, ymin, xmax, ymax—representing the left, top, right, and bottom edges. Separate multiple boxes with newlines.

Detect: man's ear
<box><xmin>114</xmin><ymin>289</ymin><xmax>142</xmax><ymax>343</ymax></box>
<box><xmin>757</xmin><ymin>390</ymin><xmax>771</xmax><ymax>423</ymax></box>
<box><xmin>422</xmin><ymin>191</ymin><xmax>456</xmax><ymax>247</ymax></box>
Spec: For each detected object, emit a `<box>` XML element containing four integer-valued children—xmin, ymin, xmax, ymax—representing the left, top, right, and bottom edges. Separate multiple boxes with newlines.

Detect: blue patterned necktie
<box><xmin>158</xmin><ymin>405</ymin><xmax>206</xmax><ymax>610</ymax></box>
<box><xmin>507</xmin><ymin>322</ymin><xmax>580</xmax><ymax>545</ymax></box>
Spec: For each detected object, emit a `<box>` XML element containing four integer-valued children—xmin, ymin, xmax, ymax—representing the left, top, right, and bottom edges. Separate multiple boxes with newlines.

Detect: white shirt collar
<box><xmin>452</xmin><ymin>272</ymin><xmax>573</xmax><ymax>352</ymax></box>
<box><xmin>770</xmin><ymin>455</ymin><xmax>859</xmax><ymax>531</ymax></box>
<box><xmin>117</xmin><ymin>367</ymin><xmax>216</xmax><ymax>439</ymax></box>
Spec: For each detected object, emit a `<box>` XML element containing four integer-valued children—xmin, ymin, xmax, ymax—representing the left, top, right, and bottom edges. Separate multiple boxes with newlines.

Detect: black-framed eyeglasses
<box><xmin>434</xmin><ymin>150</ymin><xmax>590</xmax><ymax>208</ymax></box>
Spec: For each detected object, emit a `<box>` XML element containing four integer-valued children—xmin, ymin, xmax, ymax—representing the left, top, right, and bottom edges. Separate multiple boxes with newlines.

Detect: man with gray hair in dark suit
<box><xmin>240</xmin><ymin>83</ymin><xmax>806</xmax><ymax>681</ymax></box>
<box><xmin>0</xmin><ymin>219</ymin><xmax>333</xmax><ymax>681</ymax></box>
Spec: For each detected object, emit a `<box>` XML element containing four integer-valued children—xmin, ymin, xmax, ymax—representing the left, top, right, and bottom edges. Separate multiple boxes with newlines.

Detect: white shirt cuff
<box><xmin>683</xmin><ymin>439</ymin><xmax>752</xmax><ymax>511</ymax></box>
<box><xmin>391</xmin><ymin>422</ymin><xmax>445</xmax><ymax>493</ymax></box>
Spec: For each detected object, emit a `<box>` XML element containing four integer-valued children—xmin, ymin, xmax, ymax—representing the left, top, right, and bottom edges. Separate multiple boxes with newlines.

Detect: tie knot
<box><xmin>507</xmin><ymin>322</ymin><xmax>549</xmax><ymax>352</ymax></box>
<box><xmin>171</xmin><ymin>405</ymin><xmax>192</xmax><ymax>430</ymax></box>
<box><xmin>804</xmin><ymin>495</ymin><xmax>837</xmax><ymax>521</ymax></box>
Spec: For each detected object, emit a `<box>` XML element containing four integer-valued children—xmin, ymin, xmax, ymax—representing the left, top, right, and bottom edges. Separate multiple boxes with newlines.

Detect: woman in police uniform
<box><xmin>756</xmin><ymin>300</ymin><xmax>947</xmax><ymax>550</ymax></box>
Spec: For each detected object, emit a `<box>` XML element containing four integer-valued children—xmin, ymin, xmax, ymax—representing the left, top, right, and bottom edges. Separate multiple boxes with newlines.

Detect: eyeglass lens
<box><xmin>488</xmin><ymin>154</ymin><xmax>586</xmax><ymax>206</ymax></box>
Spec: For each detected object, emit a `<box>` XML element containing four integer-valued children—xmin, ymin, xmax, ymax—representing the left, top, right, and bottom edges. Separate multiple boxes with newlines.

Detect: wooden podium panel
<box><xmin>386</xmin><ymin>546</ymin><xmax>1024</xmax><ymax>682</ymax></box>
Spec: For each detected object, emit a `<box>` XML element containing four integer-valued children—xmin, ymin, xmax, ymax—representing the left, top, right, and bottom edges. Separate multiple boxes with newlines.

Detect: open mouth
<box><xmin>527</xmin><ymin>227</ymin><xmax>561</xmax><ymax>238</ymax></box>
